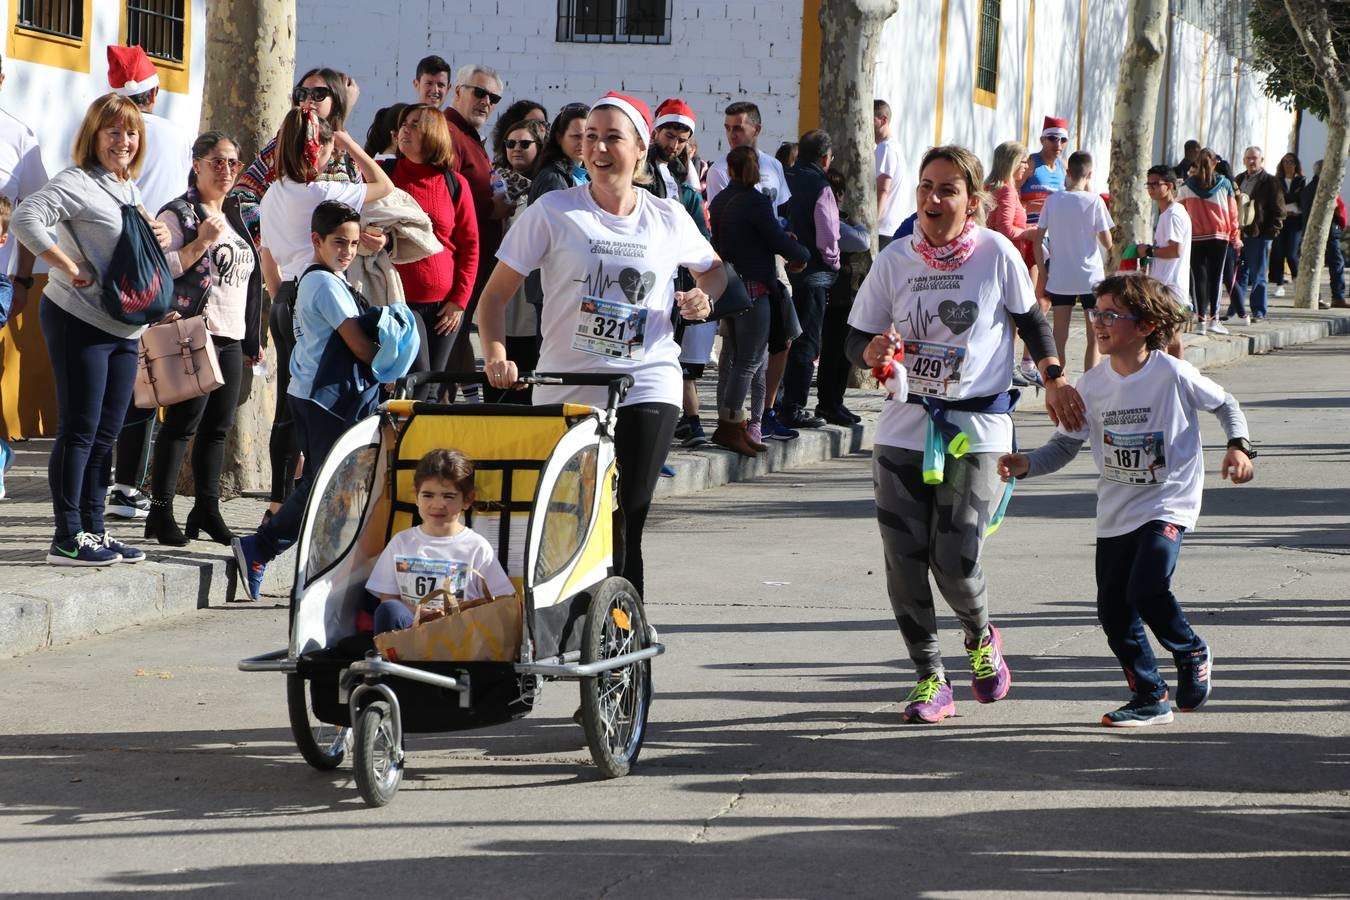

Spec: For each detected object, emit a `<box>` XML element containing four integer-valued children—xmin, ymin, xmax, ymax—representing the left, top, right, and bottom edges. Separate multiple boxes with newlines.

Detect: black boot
<box><xmin>145</xmin><ymin>499</ymin><xmax>189</xmax><ymax>547</ymax></box>
<box><xmin>185</xmin><ymin>497</ymin><xmax>235</xmax><ymax>545</ymax></box>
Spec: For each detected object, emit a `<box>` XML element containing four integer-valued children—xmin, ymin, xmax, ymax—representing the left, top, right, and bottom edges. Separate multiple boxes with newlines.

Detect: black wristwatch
<box><xmin>13</xmin><ymin>275</ymin><xmax>33</xmax><ymax>289</ymax></box>
<box><xmin>1043</xmin><ymin>364</ymin><xmax>1065</xmax><ymax>381</ymax></box>
<box><xmin>1227</xmin><ymin>437</ymin><xmax>1257</xmax><ymax>459</ymax></box>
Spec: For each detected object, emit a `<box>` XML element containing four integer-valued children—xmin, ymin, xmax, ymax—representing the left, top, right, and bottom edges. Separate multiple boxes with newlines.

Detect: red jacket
<box><xmin>389</xmin><ymin>158</ymin><xmax>479</xmax><ymax>310</ymax></box>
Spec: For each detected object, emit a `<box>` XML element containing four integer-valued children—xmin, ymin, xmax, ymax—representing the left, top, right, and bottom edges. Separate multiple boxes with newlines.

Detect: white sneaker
<box><xmin>1274</xmin><ymin>286</ymin><xmax>1286</xmax><ymax>298</ymax></box>
<box><xmin>1196</xmin><ymin>319</ymin><xmax>1209</xmax><ymax>335</ymax></box>
<box><xmin>1208</xmin><ymin>320</ymin><xmax>1229</xmax><ymax>335</ymax></box>
<box><xmin>1230</xmin><ymin>315</ymin><xmax>1251</xmax><ymax>327</ymax></box>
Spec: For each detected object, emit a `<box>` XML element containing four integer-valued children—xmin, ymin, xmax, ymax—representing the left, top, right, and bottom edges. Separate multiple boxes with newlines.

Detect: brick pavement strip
<box><xmin>2</xmin><ymin>302</ymin><xmax>1347</xmax><ymax>660</ymax></box>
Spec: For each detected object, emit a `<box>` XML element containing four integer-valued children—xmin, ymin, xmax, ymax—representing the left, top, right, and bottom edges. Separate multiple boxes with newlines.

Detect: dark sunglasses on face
<box><xmin>504</xmin><ymin>139</ymin><xmax>538</xmax><ymax>150</ymax></box>
<box><xmin>460</xmin><ymin>84</ymin><xmax>502</xmax><ymax>105</ymax></box>
<box><xmin>293</xmin><ymin>85</ymin><xmax>333</xmax><ymax>104</ymax></box>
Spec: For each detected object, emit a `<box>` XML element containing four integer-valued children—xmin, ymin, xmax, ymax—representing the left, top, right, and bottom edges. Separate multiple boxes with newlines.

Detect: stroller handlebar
<box><xmin>395</xmin><ymin>371</ymin><xmax>634</xmax><ymax>411</ymax></box>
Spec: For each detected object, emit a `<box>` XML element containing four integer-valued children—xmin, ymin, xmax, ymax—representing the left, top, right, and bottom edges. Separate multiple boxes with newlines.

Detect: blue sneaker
<box><xmin>659</xmin><ymin>464</ymin><xmax>676</xmax><ymax>478</ymax></box>
<box><xmin>97</xmin><ymin>532</ymin><xmax>145</xmax><ymax>563</ymax></box>
<box><xmin>231</xmin><ymin>534</ymin><xmax>267</xmax><ymax>601</ymax></box>
<box><xmin>0</xmin><ymin>439</ymin><xmax>11</xmax><ymax>501</ymax></box>
<box><xmin>1101</xmin><ymin>692</ymin><xmax>1174</xmax><ymax>727</ymax></box>
<box><xmin>762</xmin><ymin>409</ymin><xmax>799</xmax><ymax>441</ymax></box>
<box><xmin>1175</xmin><ymin>647</ymin><xmax>1213</xmax><ymax>711</ymax></box>
<box><xmin>47</xmin><ymin>532</ymin><xmax>122</xmax><ymax>567</ymax></box>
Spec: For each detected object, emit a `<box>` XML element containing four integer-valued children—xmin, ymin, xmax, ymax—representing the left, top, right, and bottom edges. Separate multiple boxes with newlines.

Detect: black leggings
<box><xmin>115</xmin><ymin>406</ymin><xmax>156</xmax><ymax>488</ymax></box>
<box><xmin>149</xmin><ymin>338</ymin><xmax>244</xmax><ymax>503</ymax></box>
<box><xmin>611</xmin><ymin>402</ymin><xmax>680</xmax><ymax>596</ymax></box>
<box><xmin>267</xmin><ymin>281</ymin><xmax>298</xmax><ymax>502</ymax></box>
<box><xmin>1190</xmin><ymin>239</ymin><xmax>1229</xmax><ymax>320</ymax></box>
<box><xmin>407</xmin><ymin>300</ymin><xmax>462</xmax><ymax>401</ymax></box>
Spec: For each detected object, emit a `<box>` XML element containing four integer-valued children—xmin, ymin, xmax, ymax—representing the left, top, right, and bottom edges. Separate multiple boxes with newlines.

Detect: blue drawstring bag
<box><xmin>86</xmin><ymin>181</ymin><xmax>173</xmax><ymax>325</ymax></box>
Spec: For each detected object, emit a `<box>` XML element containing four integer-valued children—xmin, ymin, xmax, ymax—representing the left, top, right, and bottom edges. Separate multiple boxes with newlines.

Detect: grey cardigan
<box><xmin>12</xmin><ymin>165</ymin><xmax>149</xmax><ymax>338</ymax></box>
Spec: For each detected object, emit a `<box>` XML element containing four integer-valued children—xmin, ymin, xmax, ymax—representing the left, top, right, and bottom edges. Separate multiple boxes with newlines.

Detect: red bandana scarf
<box><xmin>914</xmin><ymin>216</ymin><xmax>977</xmax><ymax>271</ymax></box>
<box><xmin>302</xmin><ymin>109</ymin><xmax>322</xmax><ymax>183</ymax></box>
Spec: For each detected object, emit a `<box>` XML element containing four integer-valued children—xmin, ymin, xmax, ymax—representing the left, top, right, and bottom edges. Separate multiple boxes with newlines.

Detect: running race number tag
<box><xmin>573</xmin><ymin>295</ymin><xmax>648</xmax><ymax>361</ymax></box>
<box><xmin>902</xmin><ymin>340</ymin><xmax>966</xmax><ymax>398</ymax></box>
<box><xmin>1102</xmin><ymin>429</ymin><xmax>1168</xmax><ymax>485</ymax></box>
<box><xmin>393</xmin><ymin>556</ymin><xmax>468</xmax><ymax>613</ymax></box>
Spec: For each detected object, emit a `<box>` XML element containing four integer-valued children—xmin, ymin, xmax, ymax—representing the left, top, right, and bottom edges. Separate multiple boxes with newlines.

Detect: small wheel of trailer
<box><xmin>579</xmin><ymin>577</ymin><xmax>652</xmax><ymax>778</ymax></box>
<box><xmin>352</xmin><ymin>699</ymin><xmax>403</xmax><ymax>807</ymax></box>
<box><xmin>286</xmin><ymin>674</ymin><xmax>349</xmax><ymax>771</ymax></box>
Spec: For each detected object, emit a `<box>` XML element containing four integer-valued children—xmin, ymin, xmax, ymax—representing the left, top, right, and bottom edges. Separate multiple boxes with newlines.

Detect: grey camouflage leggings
<box><xmin>872</xmin><ymin>445</ymin><xmax>1005</xmax><ymax>679</ymax></box>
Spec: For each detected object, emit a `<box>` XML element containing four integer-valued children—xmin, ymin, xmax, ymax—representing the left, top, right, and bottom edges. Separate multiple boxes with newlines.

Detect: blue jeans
<box><xmin>1326</xmin><ymin>226</ymin><xmax>1346</xmax><ymax>303</ymax></box>
<box><xmin>1269</xmin><ymin>219</ymin><xmax>1302</xmax><ymax>285</ymax></box>
<box><xmin>1235</xmin><ymin>236</ymin><xmax>1272</xmax><ymax>317</ymax></box>
<box><xmin>782</xmin><ymin>270</ymin><xmax>837</xmax><ymax>413</ymax></box>
<box><xmin>1095</xmin><ymin>520</ymin><xmax>1206</xmax><ymax>701</ymax></box>
<box><xmin>39</xmin><ymin>297</ymin><xmax>139</xmax><ymax>539</ymax></box>
<box><xmin>716</xmin><ymin>282</ymin><xmax>771</xmax><ymax>414</ymax></box>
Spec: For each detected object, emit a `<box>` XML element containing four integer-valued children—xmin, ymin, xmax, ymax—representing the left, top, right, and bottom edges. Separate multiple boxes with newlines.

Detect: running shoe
<box><xmin>1011</xmin><ymin>367</ymin><xmax>1031</xmax><ymax>387</ymax></box>
<box><xmin>746</xmin><ymin>422</ymin><xmax>768</xmax><ymax>450</ymax></box>
<box><xmin>1195</xmin><ymin>318</ymin><xmax>1209</xmax><ymax>335</ymax></box>
<box><xmin>107</xmin><ymin>488</ymin><xmax>151</xmax><ymax>520</ymax></box>
<box><xmin>97</xmin><ymin>532</ymin><xmax>145</xmax><ymax>563</ymax></box>
<box><xmin>681</xmin><ymin>416</ymin><xmax>711</xmax><ymax>448</ymax></box>
<box><xmin>232</xmin><ymin>534</ymin><xmax>267</xmax><ymax>601</ymax></box>
<box><xmin>47</xmin><ymin>532</ymin><xmax>122</xmax><ymax>567</ymax></box>
<box><xmin>965</xmin><ymin>623</ymin><xmax>1011</xmax><ymax>703</ymax></box>
<box><xmin>1174</xmin><ymin>647</ymin><xmax>1213</xmax><ymax>711</ymax></box>
<box><xmin>659</xmin><ymin>464</ymin><xmax>676</xmax><ymax>478</ymax></box>
<box><xmin>1017</xmin><ymin>360</ymin><xmax>1043</xmax><ymax>386</ymax></box>
<box><xmin>1208</xmin><ymin>320</ymin><xmax>1229</xmax><ymax>335</ymax></box>
<box><xmin>1228</xmin><ymin>315</ymin><xmax>1251</xmax><ymax>327</ymax></box>
<box><xmin>1274</xmin><ymin>285</ymin><xmax>1286</xmax><ymax>298</ymax></box>
<box><xmin>762</xmin><ymin>409</ymin><xmax>799</xmax><ymax>441</ymax></box>
<box><xmin>0</xmin><ymin>439</ymin><xmax>11</xmax><ymax>501</ymax></box>
<box><xmin>1101</xmin><ymin>693</ymin><xmax>1174</xmax><ymax>727</ymax></box>
<box><xmin>902</xmin><ymin>674</ymin><xmax>956</xmax><ymax>724</ymax></box>
<box><xmin>672</xmin><ymin>415</ymin><xmax>694</xmax><ymax>443</ymax></box>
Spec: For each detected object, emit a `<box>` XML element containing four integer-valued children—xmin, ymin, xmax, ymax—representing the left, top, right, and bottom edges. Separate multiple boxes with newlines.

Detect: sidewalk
<box><xmin>2</xmin><ymin>295</ymin><xmax>1347</xmax><ymax>659</ymax></box>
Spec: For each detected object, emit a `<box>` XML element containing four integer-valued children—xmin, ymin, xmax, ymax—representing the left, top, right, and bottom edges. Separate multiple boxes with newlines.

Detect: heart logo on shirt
<box><xmin>937</xmin><ymin>300</ymin><xmax>979</xmax><ymax>334</ymax></box>
<box><xmin>619</xmin><ymin>268</ymin><xmax>656</xmax><ymax>305</ymax></box>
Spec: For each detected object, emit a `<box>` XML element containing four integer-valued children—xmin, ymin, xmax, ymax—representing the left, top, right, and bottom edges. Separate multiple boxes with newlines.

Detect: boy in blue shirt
<box><xmin>233</xmin><ymin>201</ymin><xmax>378</xmax><ymax>600</ymax></box>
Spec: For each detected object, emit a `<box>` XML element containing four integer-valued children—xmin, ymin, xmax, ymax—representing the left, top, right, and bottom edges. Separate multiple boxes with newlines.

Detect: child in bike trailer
<box><xmin>999</xmin><ymin>274</ymin><xmax>1255</xmax><ymax>726</ymax></box>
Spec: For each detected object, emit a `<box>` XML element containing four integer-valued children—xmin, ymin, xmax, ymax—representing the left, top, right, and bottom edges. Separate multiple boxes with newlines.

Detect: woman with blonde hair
<box><xmin>12</xmin><ymin>93</ymin><xmax>173</xmax><ymax>565</ymax></box>
<box><xmin>986</xmin><ymin>140</ymin><xmax>1043</xmax><ymax>385</ymax></box>
<box><xmin>845</xmin><ymin>144</ymin><xmax>1083</xmax><ymax>724</ymax></box>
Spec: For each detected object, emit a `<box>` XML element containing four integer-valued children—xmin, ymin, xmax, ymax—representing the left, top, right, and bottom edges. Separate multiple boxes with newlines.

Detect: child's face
<box><xmin>415</xmin><ymin>476</ymin><xmax>470</xmax><ymax>530</ymax></box>
<box><xmin>1091</xmin><ymin>292</ymin><xmax>1154</xmax><ymax>356</ymax></box>
<box><xmin>311</xmin><ymin>221</ymin><xmax>360</xmax><ymax>272</ymax></box>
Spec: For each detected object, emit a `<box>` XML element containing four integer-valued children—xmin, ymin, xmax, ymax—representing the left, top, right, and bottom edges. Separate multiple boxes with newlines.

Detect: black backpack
<box><xmin>87</xmin><ymin>180</ymin><xmax>173</xmax><ymax>325</ymax></box>
<box><xmin>378</xmin><ymin>157</ymin><xmax>460</xmax><ymax>204</ymax></box>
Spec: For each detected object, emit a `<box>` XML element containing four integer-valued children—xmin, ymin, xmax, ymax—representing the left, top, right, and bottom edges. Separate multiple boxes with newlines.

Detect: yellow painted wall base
<box><xmin>1</xmin><ymin>275</ymin><xmax>58</xmax><ymax>440</ymax></box>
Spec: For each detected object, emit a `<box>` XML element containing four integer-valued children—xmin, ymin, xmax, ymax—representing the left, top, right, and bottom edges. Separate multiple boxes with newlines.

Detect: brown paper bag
<box><xmin>375</xmin><ymin>592</ymin><xmax>523</xmax><ymax>662</ymax></box>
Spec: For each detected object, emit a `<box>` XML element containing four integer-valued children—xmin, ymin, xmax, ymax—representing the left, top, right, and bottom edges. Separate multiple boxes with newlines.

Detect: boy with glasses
<box><xmin>1138</xmin><ymin>166</ymin><xmax>1194</xmax><ymax>356</ymax></box>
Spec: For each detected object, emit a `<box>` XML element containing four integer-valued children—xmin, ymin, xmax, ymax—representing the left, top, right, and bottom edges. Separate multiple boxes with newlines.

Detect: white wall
<box><xmin>295</xmin><ymin>0</ymin><xmax>806</xmax><ymax>163</ymax></box>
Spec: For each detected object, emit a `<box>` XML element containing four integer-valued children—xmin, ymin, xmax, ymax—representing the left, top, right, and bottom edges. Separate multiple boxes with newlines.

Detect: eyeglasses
<box><xmin>292</xmin><ymin>85</ymin><xmax>333</xmax><ymax>104</ymax></box>
<box><xmin>1086</xmin><ymin>309</ymin><xmax>1141</xmax><ymax>326</ymax></box>
<box><xmin>459</xmin><ymin>84</ymin><xmax>502</xmax><ymax>105</ymax></box>
<box><xmin>504</xmin><ymin>139</ymin><xmax>538</xmax><ymax>150</ymax></box>
<box><xmin>202</xmin><ymin>157</ymin><xmax>243</xmax><ymax>172</ymax></box>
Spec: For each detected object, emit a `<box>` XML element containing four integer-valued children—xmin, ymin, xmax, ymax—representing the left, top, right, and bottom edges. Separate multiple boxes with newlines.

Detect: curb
<box><xmin>3</xmin><ymin>307</ymin><xmax>1347</xmax><ymax>660</ymax></box>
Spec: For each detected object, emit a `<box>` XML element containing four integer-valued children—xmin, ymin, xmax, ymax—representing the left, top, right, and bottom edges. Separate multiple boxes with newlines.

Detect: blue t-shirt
<box><xmin>289</xmin><ymin>268</ymin><xmax>360</xmax><ymax>402</ymax></box>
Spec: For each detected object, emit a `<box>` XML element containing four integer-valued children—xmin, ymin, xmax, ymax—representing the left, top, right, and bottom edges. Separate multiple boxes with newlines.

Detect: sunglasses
<box><xmin>202</xmin><ymin>157</ymin><xmax>243</xmax><ymax>172</ymax></box>
<box><xmin>1086</xmin><ymin>309</ymin><xmax>1141</xmax><ymax>326</ymax></box>
<box><xmin>459</xmin><ymin>84</ymin><xmax>502</xmax><ymax>105</ymax></box>
<box><xmin>1046</xmin><ymin>136</ymin><xmax>1069</xmax><ymax>144</ymax></box>
<box><xmin>293</xmin><ymin>85</ymin><xmax>333</xmax><ymax>104</ymax></box>
<box><xmin>504</xmin><ymin>139</ymin><xmax>538</xmax><ymax>150</ymax></box>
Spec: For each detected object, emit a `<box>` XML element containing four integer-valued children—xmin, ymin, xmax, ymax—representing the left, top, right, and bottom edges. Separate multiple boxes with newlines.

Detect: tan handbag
<box><xmin>133</xmin><ymin>315</ymin><xmax>224</xmax><ymax>408</ymax></box>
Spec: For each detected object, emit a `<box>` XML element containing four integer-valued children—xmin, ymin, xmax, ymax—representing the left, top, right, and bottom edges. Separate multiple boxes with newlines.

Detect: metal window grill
<box><xmin>976</xmin><ymin>0</ymin><xmax>1001</xmax><ymax>94</ymax></box>
<box><xmin>557</xmin><ymin>0</ymin><xmax>672</xmax><ymax>45</ymax></box>
<box><xmin>127</xmin><ymin>0</ymin><xmax>186</xmax><ymax>64</ymax></box>
<box><xmin>16</xmin><ymin>0</ymin><xmax>84</xmax><ymax>41</ymax></box>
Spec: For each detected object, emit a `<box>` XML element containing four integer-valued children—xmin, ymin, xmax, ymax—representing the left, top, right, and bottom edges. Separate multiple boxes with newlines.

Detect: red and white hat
<box><xmin>653</xmin><ymin>98</ymin><xmax>696</xmax><ymax>133</ymax></box>
<box><xmin>591</xmin><ymin>91</ymin><xmax>653</xmax><ymax>147</ymax></box>
<box><xmin>107</xmin><ymin>45</ymin><xmax>159</xmax><ymax>96</ymax></box>
<box><xmin>1041</xmin><ymin>115</ymin><xmax>1069</xmax><ymax>140</ymax></box>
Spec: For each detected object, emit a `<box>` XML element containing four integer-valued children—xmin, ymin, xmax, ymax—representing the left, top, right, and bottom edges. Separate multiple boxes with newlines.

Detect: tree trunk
<box><xmin>1284</xmin><ymin>0</ymin><xmax>1350</xmax><ymax>311</ymax></box>
<box><xmin>197</xmin><ymin>0</ymin><xmax>296</xmax><ymax>497</ymax></box>
<box><xmin>816</xmin><ymin>0</ymin><xmax>899</xmax><ymax>259</ymax></box>
<box><xmin>1106</xmin><ymin>0</ymin><xmax>1168</xmax><ymax>274</ymax></box>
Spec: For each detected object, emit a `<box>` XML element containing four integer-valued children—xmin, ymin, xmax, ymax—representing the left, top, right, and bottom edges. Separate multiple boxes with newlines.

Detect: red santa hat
<box><xmin>1041</xmin><ymin>115</ymin><xmax>1069</xmax><ymax>139</ymax></box>
<box><xmin>653</xmin><ymin>98</ymin><xmax>696</xmax><ymax>133</ymax></box>
<box><xmin>591</xmin><ymin>91</ymin><xmax>653</xmax><ymax>147</ymax></box>
<box><xmin>107</xmin><ymin>45</ymin><xmax>159</xmax><ymax>96</ymax></box>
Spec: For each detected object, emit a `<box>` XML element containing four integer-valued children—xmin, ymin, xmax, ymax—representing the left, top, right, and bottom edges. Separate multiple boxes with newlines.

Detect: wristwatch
<box><xmin>1227</xmin><ymin>437</ymin><xmax>1257</xmax><ymax>459</ymax></box>
<box><xmin>13</xmin><ymin>275</ymin><xmax>33</xmax><ymax>289</ymax></box>
<box><xmin>1043</xmin><ymin>364</ymin><xmax>1065</xmax><ymax>381</ymax></box>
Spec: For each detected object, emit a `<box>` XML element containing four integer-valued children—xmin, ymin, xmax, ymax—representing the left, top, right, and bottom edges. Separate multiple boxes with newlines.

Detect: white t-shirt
<box><xmin>1062</xmin><ymin>351</ymin><xmax>1226</xmax><ymax>537</ymax></box>
<box><xmin>875</xmin><ymin>139</ymin><xmax>905</xmax><ymax>237</ymax></box>
<box><xmin>137</xmin><ymin>113</ymin><xmax>194</xmax><ymax>218</ymax></box>
<box><xmin>705</xmin><ymin>148</ymin><xmax>792</xmax><ymax>211</ymax></box>
<box><xmin>1040</xmin><ymin>190</ymin><xmax>1114</xmax><ymax>296</ymax></box>
<box><xmin>259</xmin><ymin>178</ymin><xmax>368</xmax><ymax>279</ymax></box>
<box><xmin>495</xmin><ymin>185</ymin><xmax>717</xmax><ymax>409</ymax></box>
<box><xmin>0</xmin><ymin>108</ymin><xmax>48</xmax><ymax>275</ymax></box>
<box><xmin>366</xmin><ymin>525</ymin><xmax>515</xmax><ymax>607</ymax></box>
<box><xmin>847</xmin><ymin>228</ymin><xmax>1036</xmax><ymax>453</ymax></box>
<box><xmin>1151</xmin><ymin>202</ymin><xmax>1192</xmax><ymax>308</ymax></box>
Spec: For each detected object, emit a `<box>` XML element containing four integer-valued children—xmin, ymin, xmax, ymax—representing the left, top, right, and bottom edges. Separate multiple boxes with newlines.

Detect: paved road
<box><xmin>2</xmin><ymin>338</ymin><xmax>1348</xmax><ymax>898</ymax></box>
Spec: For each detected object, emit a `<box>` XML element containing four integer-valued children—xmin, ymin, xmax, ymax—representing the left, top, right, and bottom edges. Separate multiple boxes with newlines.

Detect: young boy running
<box><xmin>998</xmin><ymin>274</ymin><xmax>1255</xmax><ymax>726</ymax></box>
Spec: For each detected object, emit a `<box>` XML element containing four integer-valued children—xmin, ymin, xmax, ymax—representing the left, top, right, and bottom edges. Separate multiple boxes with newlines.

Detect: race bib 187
<box><xmin>903</xmin><ymin>340</ymin><xmax>966</xmax><ymax>398</ymax></box>
<box><xmin>573</xmin><ymin>295</ymin><xmax>648</xmax><ymax>360</ymax></box>
<box><xmin>1102</xmin><ymin>429</ymin><xmax>1167</xmax><ymax>485</ymax></box>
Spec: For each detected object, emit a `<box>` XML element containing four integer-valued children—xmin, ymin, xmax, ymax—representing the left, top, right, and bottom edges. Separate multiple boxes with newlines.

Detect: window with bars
<box><xmin>16</xmin><ymin>0</ymin><xmax>85</xmax><ymax>41</ymax></box>
<box><xmin>975</xmin><ymin>0</ymin><xmax>1001</xmax><ymax>96</ymax></box>
<box><xmin>126</xmin><ymin>0</ymin><xmax>186</xmax><ymax>65</ymax></box>
<box><xmin>557</xmin><ymin>0</ymin><xmax>672</xmax><ymax>45</ymax></box>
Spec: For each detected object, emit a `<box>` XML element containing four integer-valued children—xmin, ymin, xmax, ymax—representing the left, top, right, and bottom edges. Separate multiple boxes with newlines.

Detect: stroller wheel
<box><xmin>579</xmin><ymin>577</ymin><xmax>652</xmax><ymax>778</ymax></box>
<box><xmin>287</xmin><ymin>674</ymin><xmax>349</xmax><ymax>770</ymax></box>
<box><xmin>353</xmin><ymin>700</ymin><xmax>403</xmax><ymax>807</ymax></box>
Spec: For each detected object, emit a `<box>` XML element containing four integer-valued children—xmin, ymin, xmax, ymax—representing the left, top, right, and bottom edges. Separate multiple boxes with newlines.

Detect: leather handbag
<box><xmin>707</xmin><ymin>260</ymin><xmax>754</xmax><ymax>321</ymax></box>
<box><xmin>133</xmin><ymin>315</ymin><xmax>224</xmax><ymax>408</ymax></box>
